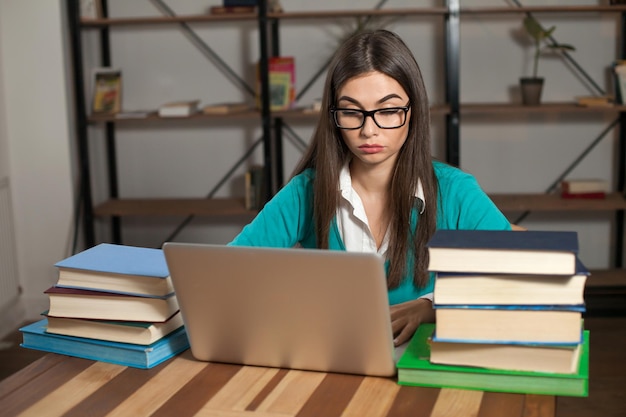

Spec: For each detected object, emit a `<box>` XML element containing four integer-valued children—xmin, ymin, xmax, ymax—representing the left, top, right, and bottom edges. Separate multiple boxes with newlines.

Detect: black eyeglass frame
<box><xmin>329</xmin><ymin>104</ymin><xmax>411</xmax><ymax>130</ymax></box>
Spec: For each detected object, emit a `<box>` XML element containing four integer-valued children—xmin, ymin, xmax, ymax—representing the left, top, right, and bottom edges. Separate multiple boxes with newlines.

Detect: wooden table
<box><xmin>0</xmin><ymin>350</ymin><xmax>556</xmax><ymax>417</ymax></box>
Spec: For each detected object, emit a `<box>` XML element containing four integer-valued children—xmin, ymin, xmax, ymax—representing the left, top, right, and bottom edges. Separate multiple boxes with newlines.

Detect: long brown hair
<box><xmin>293</xmin><ymin>29</ymin><xmax>438</xmax><ymax>289</ymax></box>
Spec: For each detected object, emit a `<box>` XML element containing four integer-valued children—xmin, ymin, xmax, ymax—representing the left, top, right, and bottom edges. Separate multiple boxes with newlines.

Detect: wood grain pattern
<box><xmin>0</xmin><ymin>354</ymin><xmax>556</xmax><ymax>417</ymax></box>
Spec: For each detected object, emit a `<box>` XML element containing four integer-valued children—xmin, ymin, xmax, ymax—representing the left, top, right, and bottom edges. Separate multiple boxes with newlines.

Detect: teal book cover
<box><xmin>397</xmin><ymin>323</ymin><xmax>589</xmax><ymax>397</ymax></box>
<box><xmin>20</xmin><ymin>319</ymin><xmax>189</xmax><ymax>369</ymax></box>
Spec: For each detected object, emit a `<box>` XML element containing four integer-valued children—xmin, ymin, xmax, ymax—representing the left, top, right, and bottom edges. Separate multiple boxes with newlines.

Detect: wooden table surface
<box><xmin>0</xmin><ymin>350</ymin><xmax>556</xmax><ymax>417</ymax></box>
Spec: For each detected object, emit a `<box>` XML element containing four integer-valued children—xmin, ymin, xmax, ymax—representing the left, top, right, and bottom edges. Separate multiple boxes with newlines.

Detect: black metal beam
<box><xmin>67</xmin><ymin>0</ymin><xmax>95</xmax><ymax>248</ymax></box>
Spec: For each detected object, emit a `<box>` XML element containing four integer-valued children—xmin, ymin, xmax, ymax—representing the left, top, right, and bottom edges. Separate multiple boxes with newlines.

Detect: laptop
<box><xmin>162</xmin><ymin>243</ymin><xmax>397</xmax><ymax>377</ymax></box>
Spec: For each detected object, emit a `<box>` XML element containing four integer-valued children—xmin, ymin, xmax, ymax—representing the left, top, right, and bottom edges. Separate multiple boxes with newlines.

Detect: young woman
<box><xmin>230</xmin><ymin>30</ymin><xmax>511</xmax><ymax>345</ymax></box>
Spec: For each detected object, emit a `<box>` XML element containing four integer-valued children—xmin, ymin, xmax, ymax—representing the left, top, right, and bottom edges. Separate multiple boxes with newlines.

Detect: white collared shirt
<box><xmin>336</xmin><ymin>163</ymin><xmax>433</xmax><ymax>302</ymax></box>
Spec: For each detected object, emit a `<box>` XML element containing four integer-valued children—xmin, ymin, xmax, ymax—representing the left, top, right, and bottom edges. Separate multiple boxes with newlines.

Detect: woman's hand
<box><xmin>389</xmin><ymin>298</ymin><xmax>435</xmax><ymax>346</ymax></box>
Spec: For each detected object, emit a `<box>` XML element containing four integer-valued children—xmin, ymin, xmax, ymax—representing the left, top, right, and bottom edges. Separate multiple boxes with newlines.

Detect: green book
<box><xmin>397</xmin><ymin>323</ymin><xmax>589</xmax><ymax>397</ymax></box>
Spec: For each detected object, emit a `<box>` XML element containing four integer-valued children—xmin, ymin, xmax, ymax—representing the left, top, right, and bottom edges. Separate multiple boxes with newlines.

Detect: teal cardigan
<box><xmin>229</xmin><ymin>161</ymin><xmax>511</xmax><ymax>305</ymax></box>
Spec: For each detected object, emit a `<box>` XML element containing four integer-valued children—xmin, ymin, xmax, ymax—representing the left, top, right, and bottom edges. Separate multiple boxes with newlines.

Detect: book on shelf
<box><xmin>561</xmin><ymin>191</ymin><xmax>606</xmax><ymax>199</ymax></box>
<box><xmin>223</xmin><ymin>0</ymin><xmax>258</xmax><ymax>6</ymax></box>
<box><xmin>45</xmin><ymin>286</ymin><xmax>179</xmax><ymax>323</ymax></box>
<box><xmin>115</xmin><ymin>110</ymin><xmax>156</xmax><ymax>119</ymax></box>
<box><xmin>433</xmin><ymin>304</ymin><xmax>584</xmax><ymax>344</ymax></box>
<box><xmin>44</xmin><ymin>310</ymin><xmax>184</xmax><ymax>345</ymax></box>
<box><xmin>575</xmin><ymin>95</ymin><xmax>613</xmax><ymax>107</ymax></box>
<box><xmin>427</xmin><ymin>229</ymin><xmax>579</xmax><ymax>275</ymax></box>
<box><xmin>429</xmin><ymin>336</ymin><xmax>582</xmax><ymax>374</ymax></box>
<box><xmin>209</xmin><ymin>5</ymin><xmax>256</xmax><ymax>14</ymax></box>
<box><xmin>158</xmin><ymin>100</ymin><xmax>200</xmax><ymax>117</ymax></box>
<box><xmin>20</xmin><ymin>318</ymin><xmax>189</xmax><ymax>369</ymax></box>
<box><xmin>202</xmin><ymin>102</ymin><xmax>251</xmax><ymax>114</ymax></box>
<box><xmin>244</xmin><ymin>165</ymin><xmax>265</xmax><ymax>210</ymax></box>
<box><xmin>560</xmin><ymin>178</ymin><xmax>609</xmax><ymax>194</ymax></box>
<box><xmin>433</xmin><ymin>258</ymin><xmax>589</xmax><ymax>306</ymax></box>
<box><xmin>396</xmin><ymin>323</ymin><xmax>589</xmax><ymax>397</ymax></box>
<box><xmin>258</xmin><ymin>56</ymin><xmax>296</xmax><ymax>111</ymax></box>
<box><xmin>54</xmin><ymin>243</ymin><xmax>174</xmax><ymax>297</ymax></box>
<box><xmin>91</xmin><ymin>68</ymin><xmax>122</xmax><ymax>115</ymax></box>
<box><xmin>613</xmin><ymin>60</ymin><xmax>626</xmax><ymax>105</ymax></box>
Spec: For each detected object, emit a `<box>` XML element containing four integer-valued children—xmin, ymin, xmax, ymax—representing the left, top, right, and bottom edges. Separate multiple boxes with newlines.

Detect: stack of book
<box><xmin>397</xmin><ymin>229</ymin><xmax>590</xmax><ymax>397</ymax></box>
<box><xmin>20</xmin><ymin>244</ymin><xmax>189</xmax><ymax>369</ymax></box>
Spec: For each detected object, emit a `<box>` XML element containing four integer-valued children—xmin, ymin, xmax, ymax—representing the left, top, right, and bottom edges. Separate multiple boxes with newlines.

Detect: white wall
<box><xmin>0</xmin><ymin>0</ymin><xmax>621</xmax><ymax>327</ymax></box>
<box><xmin>0</xmin><ymin>0</ymin><xmax>75</xmax><ymax>332</ymax></box>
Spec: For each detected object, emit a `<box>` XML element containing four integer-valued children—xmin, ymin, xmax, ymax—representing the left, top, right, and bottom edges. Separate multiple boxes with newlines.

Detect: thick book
<box><xmin>45</xmin><ymin>311</ymin><xmax>184</xmax><ymax>345</ymax></box>
<box><xmin>427</xmin><ymin>230</ymin><xmax>579</xmax><ymax>275</ymax></box>
<box><xmin>20</xmin><ymin>319</ymin><xmax>189</xmax><ymax>369</ymax></box>
<box><xmin>397</xmin><ymin>324</ymin><xmax>589</xmax><ymax>397</ymax></box>
<box><xmin>54</xmin><ymin>243</ymin><xmax>174</xmax><ymax>297</ymax></box>
<box><xmin>429</xmin><ymin>337</ymin><xmax>582</xmax><ymax>374</ymax></box>
<box><xmin>433</xmin><ymin>305</ymin><xmax>584</xmax><ymax>344</ymax></box>
<box><xmin>433</xmin><ymin>258</ymin><xmax>589</xmax><ymax>306</ymax></box>
<box><xmin>45</xmin><ymin>286</ymin><xmax>179</xmax><ymax>323</ymax></box>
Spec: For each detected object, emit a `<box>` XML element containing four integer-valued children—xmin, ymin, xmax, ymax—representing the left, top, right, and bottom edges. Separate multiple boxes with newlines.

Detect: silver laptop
<box><xmin>162</xmin><ymin>243</ymin><xmax>396</xmax><ymax>377</ymax></box>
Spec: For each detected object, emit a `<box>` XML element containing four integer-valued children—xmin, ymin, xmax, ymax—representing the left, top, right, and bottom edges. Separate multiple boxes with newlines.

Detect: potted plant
<box><xmin>520</xmin><ymin>16</ymin><xmax>575</xmax><ymax>105</ymax></box>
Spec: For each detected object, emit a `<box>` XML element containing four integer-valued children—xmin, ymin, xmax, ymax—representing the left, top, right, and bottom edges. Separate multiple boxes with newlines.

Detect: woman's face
<box><xmin>335</xmin><ymin>71</ymin><xmax>411</xmax><ymax>170</ymax></box>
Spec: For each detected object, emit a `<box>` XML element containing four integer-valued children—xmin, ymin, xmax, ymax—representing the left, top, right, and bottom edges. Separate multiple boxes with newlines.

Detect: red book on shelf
<box><xmin>561</xmin><ymin>191</ymin><xmax>606</xmax><ymax>199</ymax></box>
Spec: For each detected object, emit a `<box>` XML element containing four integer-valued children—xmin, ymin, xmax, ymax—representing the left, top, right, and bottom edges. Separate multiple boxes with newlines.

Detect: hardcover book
<box><xmin>20</xmin><ymin>319</ymin><xmax>189</xmax><ymax>369</ymax></box>
<box><xmin>396</xmin><ymin>324</ymin><xmax>589</xmax><ymax>397</ymax></box>
<box><xmin>427</xmin><ymin>229</ymin><xmax>579</xmax><ymax>275</ymax></box>
<box><xmin>433</xmin><ymin>304</ymin><xmax>584</xmax><ymax>344</ymax></box>
<box><xmin>54</xmin><ymin>243</ymin><xmax>174</xmax><ymax>297</ymax></box>
<box><xmin>45</xmin><ymin>286</ymin><xmax>179</xmax><ymax>323</ymax></box>
<box><xmin>433</xmin><ymin>258</ymin><xmax>589</xmax><ymax>306</ymax></box>
<box><xmin>45</xmin><ymin>311</ymin><xmax>184</xmax><ymax>345</ymax></box>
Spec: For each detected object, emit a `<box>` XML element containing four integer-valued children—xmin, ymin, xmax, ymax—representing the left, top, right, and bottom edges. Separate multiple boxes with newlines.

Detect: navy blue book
<box><xmin>20</xmin><ymin>318</ymin><xmax>189</xmax><ymax>369</ymax></box>
<box><xmin>427</xmin><ymin>230</ymin><xmax>579</xmax><ymax>275</ymax></box>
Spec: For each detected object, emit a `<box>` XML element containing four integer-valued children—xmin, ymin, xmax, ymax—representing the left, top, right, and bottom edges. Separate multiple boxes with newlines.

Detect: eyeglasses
<box><xmin>330</xmin><ymin>104</ymin><xmax>410</xmax><ymax>130</ymax></box>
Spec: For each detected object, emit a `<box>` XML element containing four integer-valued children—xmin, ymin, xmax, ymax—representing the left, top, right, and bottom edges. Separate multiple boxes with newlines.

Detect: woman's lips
<box><xmin>359</xmin><ymin>144</ymin><xmax>384</xmax><ymax>154</ymax></box>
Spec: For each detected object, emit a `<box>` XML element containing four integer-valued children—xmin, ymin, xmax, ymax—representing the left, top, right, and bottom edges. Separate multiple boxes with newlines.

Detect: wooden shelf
<box><xmin>490</xmin><ymin>192</ymin><xmax>626</xmax><ymax>212</ymax></box>
<box><xmin>89</xmin><ymin>104</ymin><xmax>452</xmax><ymax>124</ymax></box>
<box><xmin>81</xmin><ymin>5</ymin><xmax>626</xmax><ymax>27</ymax></box>
<box><xmin>460</xmin><ymin>5</ymin><xmax>626</xmax><ymax>14</ymax></box>
<box><xmin>268</xmin><ymin>8</ymin><xmax>448</xmax><ymax>19</ymax></box>
<box><xmin>461</xmin><ymin>102</ymin><xmax>626</xmax><ymax>115</ymax></box>
<box><xmin>93</xmin><ymin>198</ymin><xmax>256</xmax><ymax>217</ymax></box>
<box><xmin>587</xmin><ymin>269</ymin><xmax>626</xmax><ymax>290</ymax></box>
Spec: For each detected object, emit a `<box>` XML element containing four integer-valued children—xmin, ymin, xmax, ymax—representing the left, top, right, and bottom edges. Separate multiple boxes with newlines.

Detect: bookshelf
<box><xmin>67</xmin><ymin>1</ymin><xmax>626</xmax><ymax>296</ymax></box>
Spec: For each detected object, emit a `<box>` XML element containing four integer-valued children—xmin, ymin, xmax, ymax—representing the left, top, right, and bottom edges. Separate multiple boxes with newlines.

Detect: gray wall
<box><xmin>0</xmin><ymin>0</ymin><xmax>620</xmax><ymax>333</ymax></box>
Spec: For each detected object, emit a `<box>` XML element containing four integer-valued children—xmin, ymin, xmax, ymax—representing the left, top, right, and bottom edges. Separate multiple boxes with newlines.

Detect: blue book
<box><xmin>20</xmin><ymin>318</ymin><xmax>189</xmax><ymax>369</ymax></box>
<box><xmin>427</xmin><ymin>229</ymin><xmax>579</xmax><ymax>275</ymax></box>
<box><xmin>54</xmin><ymin>243</ymin><xmax>174</xmax><ymax>297</ymax></box>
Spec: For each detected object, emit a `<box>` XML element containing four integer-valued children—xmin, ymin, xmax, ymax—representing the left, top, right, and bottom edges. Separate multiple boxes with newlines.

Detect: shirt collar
<box><xmin>339</xmin><ymin>162</ymin><xmax>426</xmax><ymax>214</ymax></box>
